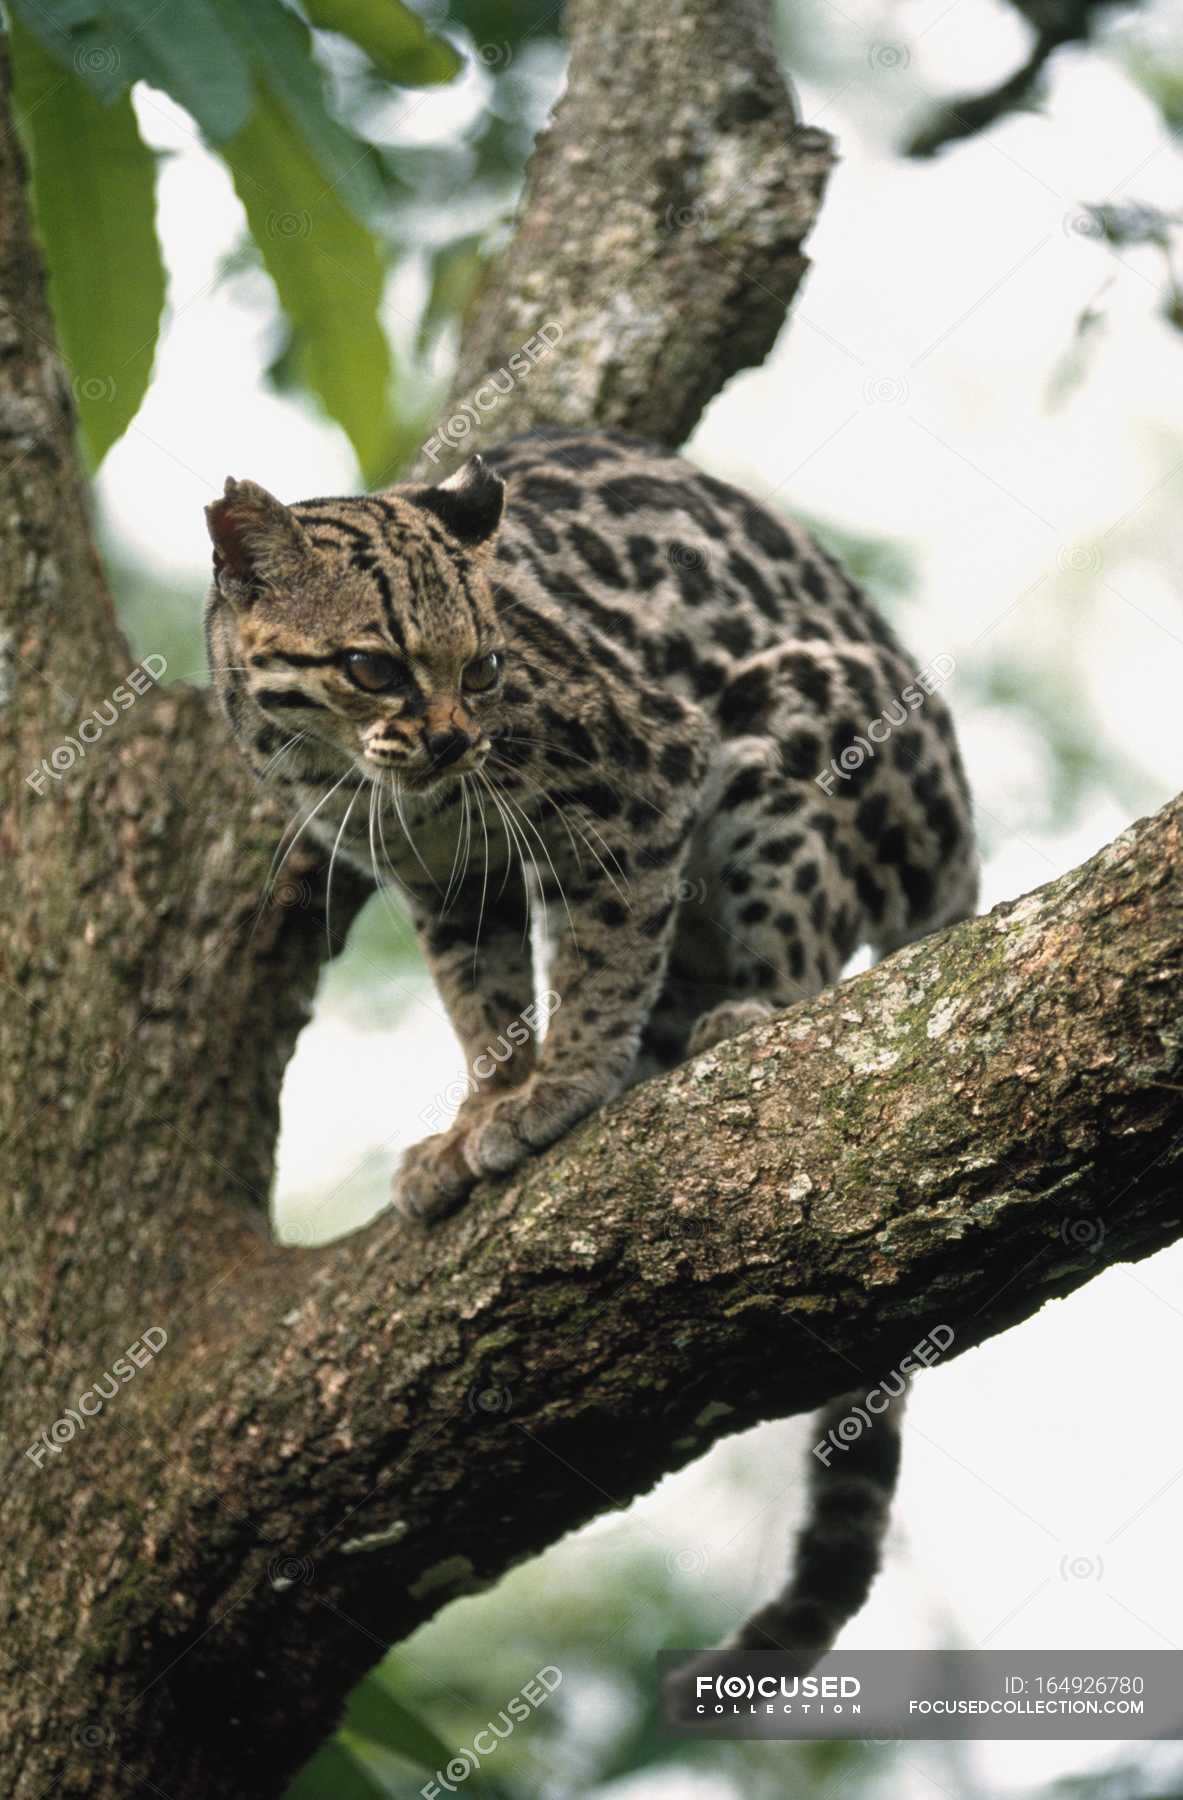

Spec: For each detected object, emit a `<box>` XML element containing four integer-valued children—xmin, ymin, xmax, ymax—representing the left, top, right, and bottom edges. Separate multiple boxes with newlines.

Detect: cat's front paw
<box><xmin>687</xmin><ymin>999</ymin><xmax>774</xmax><ymax>1056</ymax></box>
<box><xmin>392</xmin><ymin>1127</ymin><xmax>476</xmax><ymax>1226</ymax></box>
<box><xmin>393</xmin><ymin>1075</ymin><xmax>604</xmax><ymax>1222</ymax></box>
<box><xmin>462</xmin><ymin>1074</ymin><xmax>594</xmax><ymax>1179</ymax></box>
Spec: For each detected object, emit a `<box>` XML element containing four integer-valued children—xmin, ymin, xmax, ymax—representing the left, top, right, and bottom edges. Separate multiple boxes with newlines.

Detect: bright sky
<box><xmin>97</xmin><ymin>3</ymin><xmax>1183</xmax><ymax>1792</ymax></box>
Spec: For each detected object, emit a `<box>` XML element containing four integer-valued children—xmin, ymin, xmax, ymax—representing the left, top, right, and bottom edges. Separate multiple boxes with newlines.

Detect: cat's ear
<box><xmin>205</xmin><ymin>478</ymin><xmax>309</xmax><ymax>600</ymax></box>
<box><xmin>412</xmin><ymin>456</ymin><xmax>504</xmax><ymax>553</ymax></box>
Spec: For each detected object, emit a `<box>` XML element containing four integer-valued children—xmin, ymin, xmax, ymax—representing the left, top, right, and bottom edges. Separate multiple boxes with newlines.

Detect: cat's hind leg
<box><xmin>686</xmin><ymin>745</ymin><xmax>847</xmax><ymax>1055</ymax></box>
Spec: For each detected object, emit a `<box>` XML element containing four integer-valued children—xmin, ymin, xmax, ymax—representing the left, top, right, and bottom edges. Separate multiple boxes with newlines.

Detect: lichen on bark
<box><xmin>1</xmin><ymin>6</ymin><xmax>1180</xmax><ymax>1797</ymax></box>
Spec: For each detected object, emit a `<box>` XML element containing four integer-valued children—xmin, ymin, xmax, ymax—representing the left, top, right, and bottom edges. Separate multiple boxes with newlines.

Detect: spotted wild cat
<box><xmin>205</xmin><ymin>426</ymin><xmax>977</xmax><ymax>1671</ymax></box>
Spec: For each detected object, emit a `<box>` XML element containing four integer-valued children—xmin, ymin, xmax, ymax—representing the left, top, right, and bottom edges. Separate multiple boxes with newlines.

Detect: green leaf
<box><xmin>284</xmin><ymin>1735</ymin><xmax>390</xmax><ymax>1799</ymax></box>
<box><xmin>214</xmin><ymin>0</ymin><xmax>381</xmax><ymax>219</ymax></box>
<box><xmin>6</xmin><ymin>2</ymin><xmax>112</xmax><ymax>93</ymax></box>
<box><xmin>7</xmin><ymin>0</ymin><xmax>254</xmax><ymax>138</ymax></box>
<box><xmin>104</xmin><ymin>0</ymin><xmax>254</xmax><ymax>140</ymax></box>
<box><xmin>221</xmin><ymin>83</ymin><xmax>394</xmax><ymax>481</ymax></box>
<box><xmin>342</xmin><ymin>1670</ymin><xmax>454</xmax><ymax>1771</ymax></box>
<box><xmin>304</xmin><ymin>0</ymin><xmax>462</xmax><ymax>86</ymax></box>
<box><xmin>6</xmin><ymin>0</ymin><xmax>125</xmax><ymax>104</ymax></box>
<box><xmin>19</xmin><ymin>0</ymin><xmax>103</xmax><ymax>24</ymax></box>
<box><xmin>8</xmin><ymin>12</ymin><xmax>167</xmax><ymax>469</ymax></box>
<box><xmin>417</xmin><ymin>233</ymin><xmax>487</xmax><ymax>356</ymax></box>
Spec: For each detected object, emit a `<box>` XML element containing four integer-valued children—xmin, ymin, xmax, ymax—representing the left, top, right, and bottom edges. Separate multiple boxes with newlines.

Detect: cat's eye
<box><xmin>344</xmin><ymin>650</ymin><xmax>406</xmax><ymax>693</ymax></box>
<box><xmin>462</xmin><ymin>652</ymin><xmax>501</xmax><ymax>693</ymax></box>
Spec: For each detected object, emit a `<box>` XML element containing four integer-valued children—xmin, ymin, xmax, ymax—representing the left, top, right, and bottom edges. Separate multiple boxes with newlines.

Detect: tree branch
<box><xmin>412</xmin><ymin>0</ymin><xmax>833</xmax><ymax>474</ymax></box>
<box><xmin>3</xmin><ymin>6</ymin><xmax>1180</xmax><ymax>1799</ymax></box>
<box><xmin>9</xmin><ymin>795</ymin><xmax>1182</xmax><ymax>1797</ymax></box>
<box><xmin>1</xmin><ymin>1</ymin><xmax>837</xmax><ymax>1785</ymax></box>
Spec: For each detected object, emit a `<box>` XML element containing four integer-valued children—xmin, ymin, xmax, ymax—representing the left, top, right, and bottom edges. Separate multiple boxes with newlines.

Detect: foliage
<box><xmin>903</xmin><ymin>0</ymin><xmax>1140</xmax><ymax>158</ymax></box>
<box><xmin>3</xmin><ymin>0</ymin><xmax>558</xmax><ymax>479</ymax></box>
<box><xmin>10</xmin><ymin>4</ymin><xmax>1181</xmax><ymax>1795</ymax></box>
<box><xmin>6</xmin><ymin>14</ymin><xmax>166</xmax><ymax>469</ymax></box>
<box><xmin>287</xmin><ymin>1515</ymin><xmax>1183</xmax><ymax>1795</ymax></box>
<box><xmin>287</xmin><ymin>1535</ymin><xmax>939</xmax><ymax>1797</ymax></box>
<box><xmin>220</xmin><ymin>79</ymin><xmax>394</xmax><ymax>481</ymax></box>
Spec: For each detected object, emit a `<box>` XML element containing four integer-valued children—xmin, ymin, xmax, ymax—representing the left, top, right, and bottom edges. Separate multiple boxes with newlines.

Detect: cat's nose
<box><xmin>423</xmin><ymin>726</ymin><xmax>472</xmax><ymax>770</ymax></box>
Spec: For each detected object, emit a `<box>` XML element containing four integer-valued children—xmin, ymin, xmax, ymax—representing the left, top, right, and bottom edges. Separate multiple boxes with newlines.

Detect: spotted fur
<box><xmin>205</xmin><ymin>426</ymin><xmax>977</xmax><ymax>1664</ymax></box>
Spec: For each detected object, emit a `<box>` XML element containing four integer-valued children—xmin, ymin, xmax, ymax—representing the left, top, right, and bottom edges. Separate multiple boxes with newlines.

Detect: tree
<box><xmin>1</xmin><ymin>0</ymin><xmax>1180</xmax><ymax>1795</ymax></box>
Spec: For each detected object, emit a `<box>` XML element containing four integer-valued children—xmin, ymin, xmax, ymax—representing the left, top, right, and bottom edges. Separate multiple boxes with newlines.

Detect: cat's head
<box><xmin>205</xmin><ymin>456</ymin><xmax>506</xmax><ymax>791</ymax></box>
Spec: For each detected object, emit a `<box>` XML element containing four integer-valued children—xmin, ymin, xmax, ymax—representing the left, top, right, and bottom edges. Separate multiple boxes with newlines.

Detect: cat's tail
<box><xmin>665</xmin><ymin>1382</ymin><xmax>905</xmax><ymax>1713</ymax></box>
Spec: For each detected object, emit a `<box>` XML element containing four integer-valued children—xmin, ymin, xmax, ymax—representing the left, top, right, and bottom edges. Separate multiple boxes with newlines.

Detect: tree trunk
<box><xmin>0</xmin><ymin>5</ymin><xmax>1179</xmax><ymax>1798</ymax></box>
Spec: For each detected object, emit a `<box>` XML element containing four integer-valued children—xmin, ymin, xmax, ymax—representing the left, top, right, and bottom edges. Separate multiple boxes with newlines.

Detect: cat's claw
<box><xmin>391</xmin><ymin>1129</ymin><xmax>475</xmax><ymax>1226</ymax></box>
<box><xmin>394</xmin><ymin>1076</ymin><xmax>598</xmax><ymax>1223</ymax></box>
<box><xmin>463</xmin><ymin>1106</ymin><xmax>528</xmax><ymax>1177</ymax></box>
<box><xmin>464</xmin><ymin>1073</ymin><xmax>597</xmax><ymax>1179</ymax></box>
<box><xmin>687</xmin><ymin>999</ymin><xmax>775</xmax><ymax>1057</ymax></box>
<box><xmin>392</xmin><ymin>1083</ymin><xmax>554</xmax><ymax>1224</ymax></box>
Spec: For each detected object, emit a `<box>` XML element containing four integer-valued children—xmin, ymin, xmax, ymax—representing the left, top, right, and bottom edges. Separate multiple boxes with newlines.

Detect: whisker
<box><xmin>247</xmin><ymin>767</ymin><xmax>355</xmax><ymax>946</ymax></box>
<box><xmin>459</xmin><ymin>776</ymin><xmax>475</xmax><ymax>907</ymax></box>
<box><xmin>258</xmin><ymin>729</ymin><xmax>309</xmax><ymax>782</ymax></box>
<box><xmin>488</xmin><ymin>756</ymin><xmax>628</xmax><ymax>901</ymax></box>
<box><xmin>477</xmin><ymin>771</ymin><xmax>534</xmax><ymax>946</ymax></box>
<box><xmin>375</xmin><ymin>774</ymin><xmax>415</xmax><ymax>907</ymax></box>
<box><xmin>490</xmin><ymin>729</ymin><xmax>679</xmax><ymax>834</ymax></box>
<box><xmin>390</xmin><ymin>775</ymin><xmax>441</xmax><ymax>895</ymax></box>
<box><xmin>367</xmin><ymin>776</ymin><xmax>378</xmax><ymax>895</ymax></box>
<box><xmin>367</xmin><ymin>776</ymin><xmax>411</xmax><ymax>942</ymax></box>
<box><xmin>474</xmin><ymin>772</ymin><xmax>514</xmax><ymax>908</ymax></box>
<box><xmin>471</xmin><ymin>777</ymin><xmax>492</xmax><ymax>983</ymax></box>
<box><xmin>374</xmin><ymin>777</ymin><xmax>406</xmax><ymax>909</ymax></box>
<box><xmin>440</xmin><ymin>776</ymin><xmax>470</xmax><ymax>915</ymax></box>
<box><xmin>325</xmin><ymin>779</ymin><xmax>364</xmax><ymax>953</ymax></box>
<box><xmin>491</xmin><ymin>775</ymin><xmax>579</xmax><ymax>952</ymax></box>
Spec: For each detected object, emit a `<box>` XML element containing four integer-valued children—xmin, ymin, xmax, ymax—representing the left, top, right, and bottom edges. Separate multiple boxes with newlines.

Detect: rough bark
<box><xmin>411</xmin><ymin>0</ymin><xmax>833</xmax><ymax>475</ymax></box>
<box><xmin>0</xmin><ymin>6</ymin><xmax>1179</xmax><ymax>1800</ymax></box>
